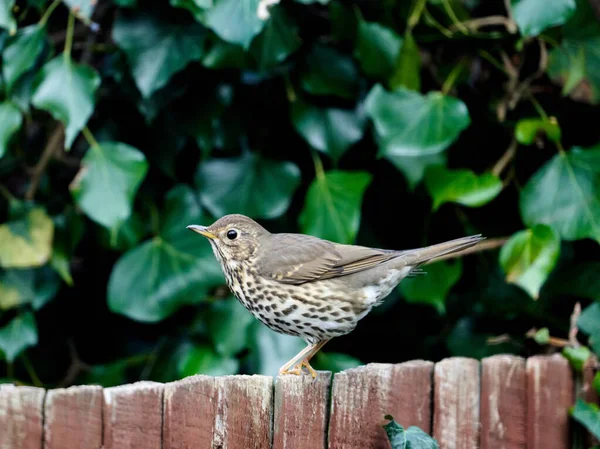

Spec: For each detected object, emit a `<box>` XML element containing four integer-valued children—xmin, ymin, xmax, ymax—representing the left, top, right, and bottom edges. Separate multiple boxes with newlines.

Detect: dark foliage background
<box><xmin>1</xmin><ymin>0</ymin><xmax>600</xmax><ymax>427</ymax></box>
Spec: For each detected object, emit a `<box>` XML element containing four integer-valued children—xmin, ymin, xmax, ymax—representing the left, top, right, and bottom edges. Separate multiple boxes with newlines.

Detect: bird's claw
<box><xmin>279</xmin><ymin>359</ymin><xmax>317</xmax><ymax>378</ymax></box>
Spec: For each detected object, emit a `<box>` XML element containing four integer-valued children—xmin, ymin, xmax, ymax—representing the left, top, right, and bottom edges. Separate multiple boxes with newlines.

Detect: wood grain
<box><xmin>433</xmin><ymin>357</ymin><xmax>480</xmax><ymax>449</ymax></box>
<box><xmin>44</xmin><ymin>385</ymin><xmax>103</xmax><ymax>449</ymax></box>
<box><xmin>526</xmin><ymin>354</ymin><xmax>574</xmax><ymax>449</ymax></box>
<box><xmin>273</xmin><ymin>371</ymin><xmax>331</xmax><ymax>449</ymax></box>
<box><xmin>103</xmin><ymin>381</ymin><xmax>163</xmax><ymax>449</ymax></box>
<box><xmin>480</xmin><ymin>355</ymin><xmax>526</xmax><ymax>449</ymax></box>
<box><xmin>0</xmin><ymin>384</ymin><xmax>45</xmax><ymax>449</ymax></box>
<box><xmin>163</xmin><ymin>374</ymin><xmax>273</xmax><ymax>449</ymax></box>
<box><xmin>328</xmin><ymin>361</ymin><xmax>434</xmax><ymax>449</ymax></box>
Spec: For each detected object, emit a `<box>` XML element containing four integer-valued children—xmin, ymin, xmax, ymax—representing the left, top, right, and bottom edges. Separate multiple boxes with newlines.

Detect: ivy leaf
<box><xmin>354</xmin><ymin>20</ymin><xmax>402</xmax><ymax>80</ymax></box>
<box><xmin>572</xmin><ymin>399</ymin><xmax>600</xmax><ymax>440</ymax></box>
<box><xmin>383</xmin><ymin>415</ymin><xmax>439</xmax><ymax>449</ymax></box>
<box><xmin>0</xmin><ymin>267</ymin><xmax>60</xmax><ymax>311</ymax></box>
<box><xmin>202</xmin><ymin>38</ymin><xmax>251</xmax><ymax>69</ymax></box>
<box><xmin>171</xmin><ymin>0</ymin><xmax>212</xmax><ymax>20</ymax></box>
<box><xmin>50</xmin><ymin>208</ymin><xmax>85</xmax><ymax>285</ymax></box>
<box><xmin>365</xmin><ymin>85</ymin><xmax>470</xmax><ymax>156</ymax></box>
<box><xmin>515</xmin><ymin>117</ymin><xmax>561</xmax><ymax>144</ymax></box>
<box><xmin>2</xmin><ymin>24</ymin><xmax>47</xmax><ymax>93</ymax></box>
<box><xmin>300</xmin><ymin>45</ymin><xmax>360</xmax><ymax>99</ymax></box>
<box><xmin>31</xmin><ymin>56</ymin><xmax>101</xmax><ymax>149</ymax></box>
<box><xmin>520</xmin><ymin>145</ymin><xmax>600</xmax><ymax>242</ymax></box>
<box><xmin>113</xmin><ymin>13</ymin><xmax>206</xmax><ymax>99</ymax></box>
<box><xmin>533</xmin><ymin>327</ymin><xmax>550</xmax><ymax>344</ymax></box>
<box><xmin>206</xmin><ymin>297</ymin><xmax>254</xmax><ymax>357</ymax></box>
<box><xmin>63</xmin><ymin>0</ymin><xmax>97</xmax><ymax>20</ymax></box>
<box><xmin>0</xmin><ymin>102</ymin><xmax>22</xmax><ymax>158</ymax></box>
<box><xmin>499</xmin><ymin>225</ymin><xmax>560</xmax><ymax>299</ymax></box>
<box><xmin>425</xmin><ymin>166</ymin><xmax>502</xmax><ymax>210</ymax></box>
<box><xmin>0</xmin><ymin>312</ymin><xmax>38</xmax><ymax>363</ymax></box>
<box><xmin>177</xmin><ymin>342</ymin><xmax>239</xmax><ymax>377</ymax></box>
<box><xmin>0</xmin><ymin>207</ymin><xmax>54</xmax><ymax>269</ymax></box>
<box><xmin>386</xmin><ymin>152</ymin><xmax>446</xmax><ymax>190</ymax></box>
<box><xmin>299</xmin><ymin>170</ymin><xmax>372</xmax><ymax>244</ymax></box>
<box><xmin>0</xmin><ymin>0</ymin><xmax>16</xmax><ymax>34</ymax></box>
<box><xmin>246</xmin><ymin>321</ymin><xmax>305</xmax><ymax>377</ymax></box>
<box><xmin>562</xmin><ymin>346</ymin><xmax>591</xmax><ymax>372</ymax></box>
<box><xmin>250</xmin><ymin>6</ymin><xmax>301</xmax><ymax>71</ymax></box>
<box><xmin>510</xmin><ymin>0</ymin><xmax>575</xmax><ymax>37</ymax></box>
<box><xmin>291</xmin><ymin>100</ymin><xmax>366</xmax><ymax>163</ymax></box>
<box><xmin>547</xmin><ymin>0</ymin><xmax>600</xmax><ymax>104</ymax></box>
<box><xmin>70</xmin><ymin>142</ymin><xmax>149</xmax><ymax>230</ymax></box>
<box><xmin>196</xmin><ymin>152</ymin><xmax>301</xmax><ymax>220</ymax></box>
<box><xmin>389</xmin><ymin>30</ymin><xmax>421</xmax><ymax>91</ymax></box>
<box><xmin>399</xmin><ymin>260</ymin><xmax>462</xmax><ymax>314</ymax></box>
<box><xmin>578</xmin><ymin>303</ymin><xmax>600</xmax><ymax>355</ymax></box>
<box><xmin>108</xmin><ymin>185</ymin><xmax>224</xmax><ymax>322</ymax></box>
<box><xmin>202</xmin><ymin>0</ymin><xmax>266</xmax><ymax>49</ymax></box>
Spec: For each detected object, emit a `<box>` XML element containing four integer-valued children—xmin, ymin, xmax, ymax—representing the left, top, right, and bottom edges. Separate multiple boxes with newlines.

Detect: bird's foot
<box><xmin>278</xmin><ymin>359</ymin><xmax>317</xmax><ymax>378</ymax></box>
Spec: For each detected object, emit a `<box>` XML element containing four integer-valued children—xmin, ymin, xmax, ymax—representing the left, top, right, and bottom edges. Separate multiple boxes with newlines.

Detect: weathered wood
<box><xmin>0</xmin><ymin>384</ymin><xmax>45</xmax><ymax>449</ymax></box>
<box><xmin>433</xmin><ymin>357</ymin><xmax>480</xmax><ymax>449</ymax></box>
<box><xmin>328</xmin><ymin>361</ymin><xmax>434</xmax><ymax>449</ymax></box>
<box><xmin>582</xmin><ymin>358</ymin><xmax>599</xmax><ymax>448</ymax></box>
<box><xmin>103</xmin><ymin>381</ymin><xmax>163</xmax><ymax>449</ymax></box>
<box><xmin>273</xmin><ymin>371</ymin><xmax>331</xmax><ymax>449</ymax></box>
<box><xmin>526</xmin><ymin>354</ymin><xmax>574</xmax><ymax>449</ymax></box>
<box><xmin>480</xmin><ymin>355</ymin><xmax>526</xmax><ymax>449</ymax></box>
<box><xmin>163</xmin><ymin>374</ymin><xmax>273</xmax><ymax>449</ymax></box>
<box><xmin>44</xmin><ymin>385</ymin><xmax>103</xmax><ymax>449</ymax></box>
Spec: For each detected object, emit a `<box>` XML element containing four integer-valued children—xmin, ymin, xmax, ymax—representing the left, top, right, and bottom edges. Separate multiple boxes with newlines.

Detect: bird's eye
<box><xmin>227</xmin><ymin>229</ymin><xmax>238</xmax><ymax>240</ymax></box>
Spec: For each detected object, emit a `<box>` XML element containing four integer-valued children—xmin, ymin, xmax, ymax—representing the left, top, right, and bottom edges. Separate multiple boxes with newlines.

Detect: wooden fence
<box><xmin>0</xmin><ymin>354</ymin><xmax>594</xmax><ymax>449</ymax></box>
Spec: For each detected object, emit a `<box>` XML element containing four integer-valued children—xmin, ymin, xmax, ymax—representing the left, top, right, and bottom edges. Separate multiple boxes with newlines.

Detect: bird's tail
<box><xmin>400</xmin><ymin>234</ymin><xmax>485</xmax><ymax>267</ymax></box>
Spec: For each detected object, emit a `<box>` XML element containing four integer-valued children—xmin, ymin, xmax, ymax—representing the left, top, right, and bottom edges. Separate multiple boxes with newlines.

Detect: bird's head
<box><xmin>187</xmin><ymin>214</ymin><xmax>269</xmax><ymax>265</ymax></box>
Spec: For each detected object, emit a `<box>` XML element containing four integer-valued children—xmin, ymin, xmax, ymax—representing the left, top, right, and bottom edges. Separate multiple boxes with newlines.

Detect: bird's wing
<box><xmin>256</xmin><ymin>234</ymin><xmax>400</xmax><ymax>284</ymax></box>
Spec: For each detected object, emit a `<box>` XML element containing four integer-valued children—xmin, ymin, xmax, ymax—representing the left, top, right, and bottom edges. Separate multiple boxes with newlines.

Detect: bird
<box><xmin>187</xmin><ymin>214</ymin><xmax>484</xmax><ymax>377</ymax></box>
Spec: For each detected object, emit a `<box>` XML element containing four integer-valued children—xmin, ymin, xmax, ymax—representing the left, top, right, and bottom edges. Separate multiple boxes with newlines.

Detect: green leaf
<box><xmin>2</xmin><ymin>24</ymin><xmax>47</xmax><ymax>93</ymax></box>
<box><xmin>383</xmin><ymin>415</ymin><xmax>439</xmax><ymax>449</ymax></box>
<box><xmin>177</xmin><ymin>342</ymin><xmax>239</xmax><ymax>377</ymax></box>
<box><xmin>202</xmin><ymin>38</ymin><xmax>251</xmax><ymax>69</ymax></box>
<box><xmin>0</xmin><ymin>102</ymin><xmax>22</xmax><ymax>159</ymax></box>
<box><xmin>0</xmin><ymin>0</ymin><xmax>16</xmax><ymax>34</ymax></box>
<box><xmin>206</xmin><ymin>297</ymin><xmax>254</xmax><ymax>357</ymax></box>
<box><xmin>510</xmin><ymin>0</ymin><xmax>575</xmax><ymax>37</ymax></box>
<box><xmin>299</xmin><ymin>170</ymin><xmax>372</xmax><ymax>244</ymax></box>
<box><xmin>247</xmin><ymin>321</ymin><xmax>305</xmax><ymax>377</ymax></box>
<box><xmin>365</xmin><ymin>85</ymin><xmax>470</xmax><ymax>156</ymax></box>
<box><xmin>70</xmin><ymin>142</ymin><xmax>148</xmax><ymax>230</ymax></box>
<box><xmin>354</xmin><ymin>20</ymin><xmax>402</xmax><ymax>79</ymax></box>
<box><xmin>300</xmin><ymin>45</ymin><xmax>359</xmax><ymax>99</ymax></box>
<box><xmin>31</xmin><ymin>56</ymin><xmax>101</xmax><ymax>149</ymax></box>
<box><xmin>291</xmin><ymin>100</ymin><xmax>366</xmax><ymax>163</ymax></box>
<box><xmin>386</xmin><ymin>152</ymin><xmax>446</xmax><ymax>190</ymax></box>
<box><xmin>499</xmin><ymin>225</ymin><xmax>560</xmax><ymax>299</ymax></box>
<box><xmin>520</xmin><ymin>145</ymin><xmax>600</xmax><ymax>242</ymax></box>
<box><xmin>113</xmin><ymin>13</ymin><xmax>206</xmax><ymax>99</ymax></box>
<box><xmin>389</xmin><ymin>30</ymin><xmax>421</xmax><ymax>91</ymax></box>
<box><xmin>562</xmin><ymin>345</ymin><xmax>591</xmax><ymax>372</ymax></box>
<box><xmin>313</xmin><ymin>352</ymin><xmax>361</xmax><ymax>373</ymax></box>
<box><xmin>547</xmin><ymin>0</ymin><xmax>600</xmax><ymax>103</ymax></box>
<box><xmin>50</xmin><ymin>208</ymin><xmax>84</xmax><ymax>285</ymax></box>
<box><xmin>295</xmin><ymin>0</ymin><xmax>330</xmax><ymax>3</ymax></box>
<box><xmin>572</xmin><ymin>399</ymin><xmax>600</xmax><ymax>440</ymax></box>
<box><xmin>579</xmin><ymin>303</ymin><xmax>600</xmax><ymax>336</ymax></box>
<box><xmin>0</xmin><ymin>267</ymin><xmax>60</xmax><ymax>311</ymax></box>
<box><xmin>108</xmin><ymin>185</ymin><xmax>224</xmax><ymax>322</ymax></box>
<box><xmin>533</xmin><ymin>327</ymin><xmax>550</xmax><ymax>344</ymax></box>
<box><xmin>196</xmin><ymin>152</ymin><xmax>301</xmax><ymax>220</ymax></box>
<box><xmin>97</xmin><ymin>211</ymin><xmax>146</xmax><ymax>252</ymax></box>
<box><xmin>202</xmin><ymin>0</ymin><xmax>266</xmax><ymax>49</ymax></box>
<box><xmin>400</xmin><ymin>260</ymin><xmax>462</xmax><ymax>314</ymax></box>
<box><xmin>63</xmin><ymin>0</ymin><xmax>97</xmax><ymax>20</ymax></box>
<box><xmin>250</xmin><ymin>6</ymin><xmax>301</xmax><ymax>71</ymax></box>
<box><xmin>515</xmin><ymin>117</ymin><xmax>562</xmax><ymax>144</ymax></box>
<box><xmin>425</xmin><ymin>166</ymin><xmax>502</xmax><ymax>210</ymax></box>
<box><xmin>0</xmin><ymin>207</ymin><xmax>54</xmax><ymax>269</ymax></box>
<box><xmin>171</xmin><ymin>0</ymin><xmax>212</xmax><ymax>20</ymax></box>
<box><xmin>0</xmin><ymin>312</ymin><xmax>38</xmax><ymax>363</ymax></box>
<box><xmin>594</xmin><ymin>372</ymin><xmax>600</xmax><ymax>395</ymax></box>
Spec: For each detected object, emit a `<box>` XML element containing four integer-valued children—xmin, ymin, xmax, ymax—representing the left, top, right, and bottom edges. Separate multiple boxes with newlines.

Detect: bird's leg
<box><xmin>279</xmin><ymin>339</ymin><xmax>330</xmax><ymax>378</ymax></box>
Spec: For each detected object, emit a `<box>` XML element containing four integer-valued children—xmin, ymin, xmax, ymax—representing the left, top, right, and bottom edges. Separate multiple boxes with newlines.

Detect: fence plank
<box><xmin>163</xmin><ymin>375</ymin><xmax>273</xmax><ymax>449</ymax></box>
<box><xmin>582</xmin><ymin>358</ymin><xmax>599</xmax><ymax>448</ymax></box>
<box><xmin>0</xmin><ymin>385</ymin><xmax>45</xmax><ymax>449</ymax></box>
<box><xmin>433</xmin><ymin>357</ymin><xmax>480</xmax><ymax>449</ymax></box>
<box><xmin>103</xmin><ymin>381</ymin><xmax>163</xmax><ymax>449</ymax></box>
<box><xmin>44</xmin><ymin>385</ymin><xmax>103</xmax><ymax>449</ymax></box>
<box><xmin>526</xmin><ymin>354</ymin><xmax>574</xmax><ymax>449</ymax></box>
<box><xmin>328</xmin><ymin>361</ymin><xmax>434</xmax><ymax>449</ymax></box>
<box><xmin>273</xmin><ymin>371</ymin><xmax>331</xmax><ymax>449</ymax></box>
<box><xmin>480</xmin><ymin>355</ymin><xmax>526</xmax><ymax>449</ymax></box>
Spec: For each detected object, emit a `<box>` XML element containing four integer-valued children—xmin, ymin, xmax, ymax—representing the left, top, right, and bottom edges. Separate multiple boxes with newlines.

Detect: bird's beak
<box><xmin>186</xmin><ymin>225</ymin><xmax>217</xmax><ymax>240</ymax></box>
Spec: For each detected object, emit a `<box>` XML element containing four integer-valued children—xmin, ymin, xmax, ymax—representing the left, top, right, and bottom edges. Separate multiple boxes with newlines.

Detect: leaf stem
<box><xmin>528</xmin><ymin>94</ymin><xmax>548</xmax><ymax>120</ymax></box>
<box><xmin>21</xmin><ymin>353</ymin><xmax>43</xmax><ymax>387</ymax></box>
<box><xmin>63</xmin><ymin>11</ymin><xmax>76</xmax><ymax>61</ymax></box>
<box><xmin>408</xmin><ymin>0</ymin><xmax>427</xmax><ymax>29</ymax></box>
<box><xmin>440</xmin><ymin>0</ymin><xmax>469</xmax><ymax>34</ymax></box>
<box><xmin>556</xmin><ymin>140</ymin><xmax>567</xmax><ymax>155</ymax></box>
<box><xmin>311</xmin><ymin>150</ymin><xmax>325</xmax><ymax>181</ymax></box>
<box><xmin>441</xmin><ymin>63</ymin><xmax>464</xmax><ymax>95</ymax></box>
<box><xmin>39</xmin><ymin>0</ymin><xmax>61</xmax><ymax>26</ymax></box>
<box><xmin>82</xmin><ymin>126</ymin><xmax>100</xmax><ymax>149</ymax></box>
<box><xmin>423</xmin><ymin>7</ymin><xmax>453</xmax><ymax>38</ymax></box>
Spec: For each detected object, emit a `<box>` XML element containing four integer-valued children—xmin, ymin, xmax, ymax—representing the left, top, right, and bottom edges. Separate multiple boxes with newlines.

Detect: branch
<box><xmin>492</xmin><ymin>138</ymin><xmax>518</xmax><ymax>177</ymax></box>
<box><xmin>25</xmin><ymin>125</ymin><xmax>64</xmax><ymax>201</ymax></box>
<box><xmin>426</xmin><ymin>237</ymin><xmax>509</xmax><ymax>263</ymax></box>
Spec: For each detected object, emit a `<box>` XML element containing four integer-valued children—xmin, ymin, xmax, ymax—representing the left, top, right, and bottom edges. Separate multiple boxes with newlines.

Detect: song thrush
<box><xmin>188</xmin><ymin>214</ymin><xmax>484</xmax><ymax>377</ymax></box>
